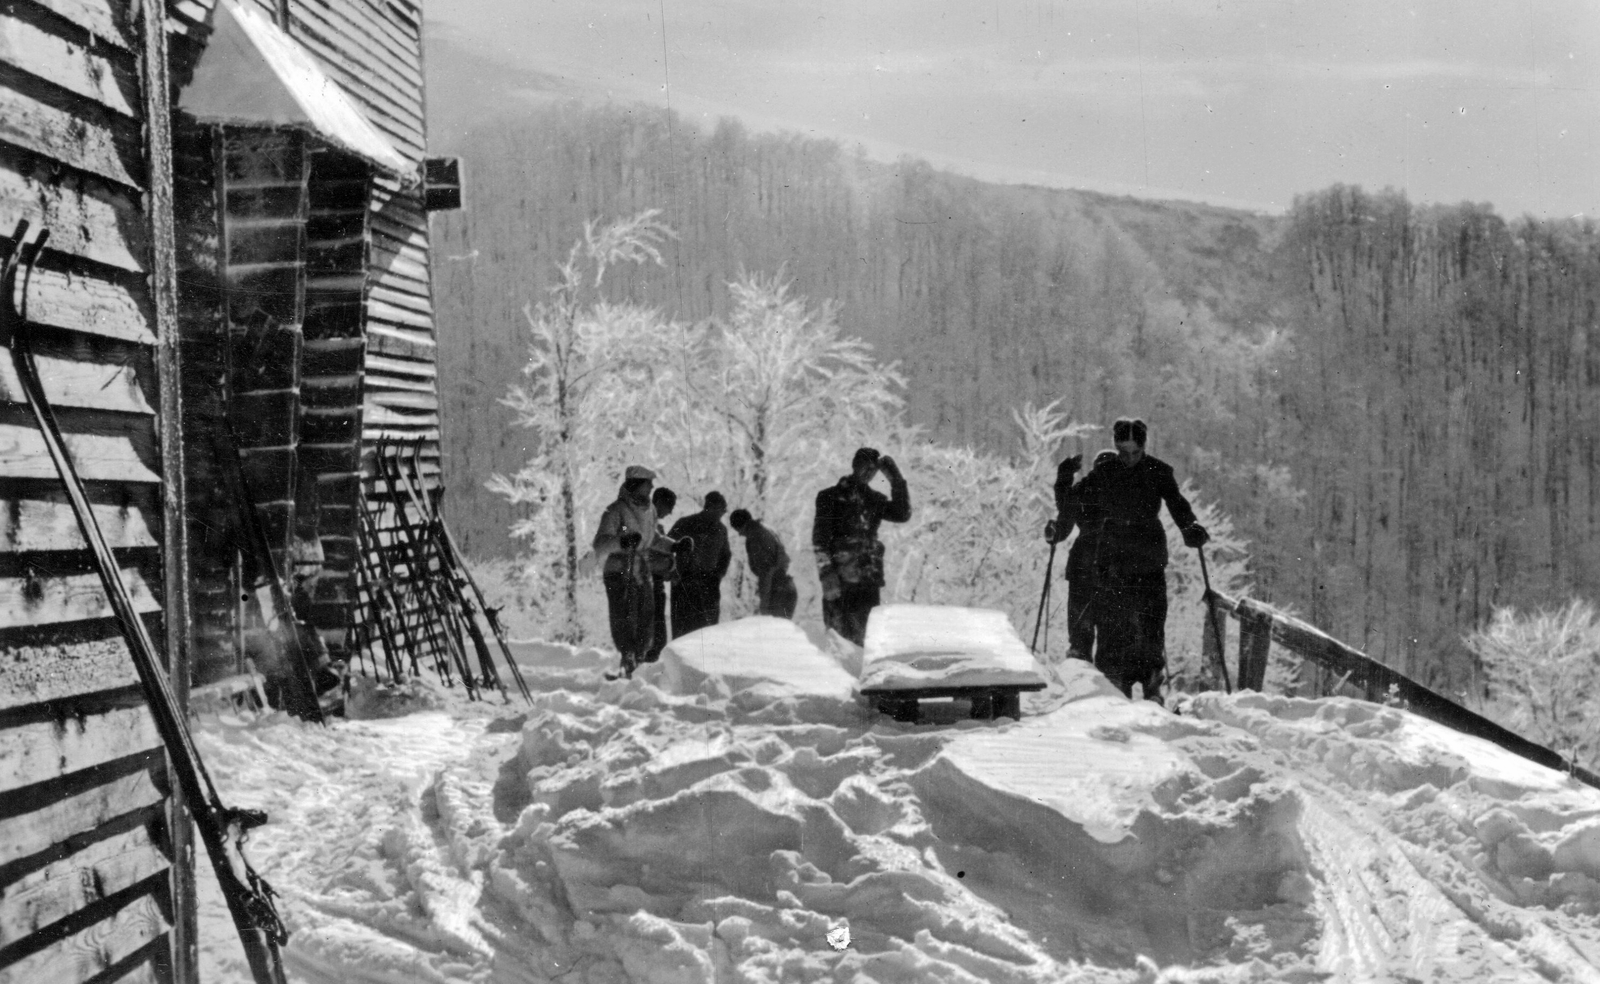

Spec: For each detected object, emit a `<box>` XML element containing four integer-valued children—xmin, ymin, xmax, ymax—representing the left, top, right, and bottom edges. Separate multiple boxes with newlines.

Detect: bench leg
<box><xmin>879</xmin><ymin>697</ymin><xmax>920</xmax><ymax>723</ymax></box>
<box><xmin>997</xmin><ymin>690</ymin><xmax>1022</xmax><ymax>720</ymax></box>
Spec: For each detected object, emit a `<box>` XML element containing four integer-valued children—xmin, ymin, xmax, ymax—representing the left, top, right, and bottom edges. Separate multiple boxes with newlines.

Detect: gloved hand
<box><xmin>1181</xmin><ymin>524</ymin><xmax>1209</xmax><ymax>549</ymax></box>
<box><xmin>1058</xmin><ymin>453</ymin><xmax>1083</xmax><ymax>477</ymax></box>
<box><xmin>878</xmin><ymin>455</ymin><xmax>901</xmax><ymax>480</ymax></box>
<box><xmin>671</xmin><ymin>535</ymin><xmax>695</xmax><ymax>555</ymax></box>
<box><xmin>1044</xmin><ymin>519</ymin><xmax>1060</xmax><ymax>543</ymax></box>
<box><xmin>619</xmin><ymin>530</ymin><xmax>642</xmax><ymax>550</ymax></box>
<box><xmin>819</xmin><ymin>568</ymin><xmax>843</xmax><ymax>602</ymax></box>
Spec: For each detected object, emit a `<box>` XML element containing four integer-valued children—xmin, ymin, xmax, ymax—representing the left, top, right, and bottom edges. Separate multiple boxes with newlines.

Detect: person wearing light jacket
<box><xmin>592</xmin><ymin>465</ymin><xmax>670</xmax><ymax>678</ymax></box>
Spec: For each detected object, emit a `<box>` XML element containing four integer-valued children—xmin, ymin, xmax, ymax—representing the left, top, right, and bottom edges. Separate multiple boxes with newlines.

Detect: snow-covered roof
<box><xmin>177</xmin><ymin>0</ymin><xmax>411</xmax><ymax>177</ymax></box>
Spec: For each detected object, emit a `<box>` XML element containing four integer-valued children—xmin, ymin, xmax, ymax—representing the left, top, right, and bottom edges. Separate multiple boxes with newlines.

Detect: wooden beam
<box><xmin>18</xmin><ymin>0</ymin><xmax>133</xmax><ymax>51</ymax></box>
<box><xmin>0</xmin><ymin>13</ymin><xmax>139</xmax><ymax>118</ymax></box>
<box><xmin>0</xmin><ymin>266</ymin><xmax>153</xmax><ymax>346</ymax></box>
<box><xmin>0</xmin><ymin>421</ymin><xmax>159</xmax><ymax>483</ymax></box>
<box><xmin>0</xmin><ymin>162</ymin><xmax>145</xmax><ymax>272</ymax></box>
<box><xmin>0</xmin><ymin>765</ymin><xmax>162</xmax><ymax>866</ymax></box>
<box><xmin>0</xmin><ymin>350</ymin><xmax>153</xmax><ymax>415</ymax></box>
<box><xmin>0</xmin><ymin>629</ymin><xmax>144</xmax><ymax>710</ymax></box>
<box><xmin>0</xmin><ymin>824</ymin><xmax>167</xmax><ymax>947</ymax></box>
<box><xmin>0</xmin><ymin>704</ymin><xmax>162</xmax><ymax>794</ymax></box>
<box><xmin>0</xmin><ymin>564</ymin><xmax>161</xmax><ymax>630</ymax></box>
<box><xmin>1236</xmin><ymin>606</ymin><xmax>1270</xmax><ymax>692</ymax></box>
<box><xmin>0</xmin><ymin>488</ymin><xmax>158</xmax><ymax>553</ymax></box>
<box><xmin>0</xmin><ymin>887</ymin><xmax>167</xmax><ymax>984</ymax></box>
<box><xmin>0</xmin><ymin>83</ymin><xmax>139</xmax><ymax>189</ymax></box>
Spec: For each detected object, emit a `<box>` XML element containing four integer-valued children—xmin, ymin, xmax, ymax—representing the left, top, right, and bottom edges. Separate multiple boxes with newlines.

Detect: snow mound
<box><xmin>860</xmin><ymin>604</ymin><xmax>1047</xmax><ymax>691</ymax></box>
<box><xmin>192</xmin><ymin>612</ymin><xmax>1600</xmax><ymax>984</ymax></box>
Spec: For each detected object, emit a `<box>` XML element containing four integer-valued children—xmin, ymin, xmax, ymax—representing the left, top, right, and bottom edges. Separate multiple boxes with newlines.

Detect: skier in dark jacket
<box><xmin>1077</xmin><ymin>418</ymin><xmax>1208</xmax><ymax>703</ymax></box>
<box><xmin>812</xmin><ymin>447</ymin><xmax>912</xmax><ymax>645</ymax></box>
<box><xmin>1046</xmin><ymin>449</ymin><xmax>1119</xmax><ymax>662</ymax></box>
<box><xmin>730</xmin><ymin>509</ymin><xmax>797</xmax><ymax>618</ymax></box>
<box><xmin>644</xmin><ymin>486</ymin><xmax>679</xmax><ymax>663</ymax></box>
<box><xmin>668</xmin><ymin>491</ymin><xmax>733</xmax><ymax>636</ymax></box>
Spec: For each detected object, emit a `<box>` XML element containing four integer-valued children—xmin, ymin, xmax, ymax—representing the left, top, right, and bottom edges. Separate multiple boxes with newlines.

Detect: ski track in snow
<box><xmin>190</xmin><ymin>617</ymin><xmax>1600</xmax><ymax>984</ymax></box>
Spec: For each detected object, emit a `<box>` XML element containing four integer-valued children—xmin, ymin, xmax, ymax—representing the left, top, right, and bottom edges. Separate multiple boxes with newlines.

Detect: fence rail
<box><xmin>1202</xmin><ymin>589</ymin><xmax>1600</xmax><ymax>791</ymax></box>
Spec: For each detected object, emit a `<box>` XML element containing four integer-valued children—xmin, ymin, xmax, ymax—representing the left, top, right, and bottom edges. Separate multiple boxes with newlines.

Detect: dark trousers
<box><xmin>603</xmin><ymin>570</ymin><xmax>654</xmax><ymax>671</ymax></box>
<box><xmin>671</xmin><ymin>575</ymin><xmax>722</xmax><ymax>638</ymax></box>
<box><xmin>1092</xmin><ymin>572</ymin><xmax>1167</xmax><ymax>700</ymax></box>
<box><xmin>646</xmin><ymin>577</ymin><xmax>667</xmax><ymax>662</ymax></box>
<box><xmin>1066</xmin><ymin>577</ymin><xmax>1096</xmax><ymax>661</ymax></box>
<box><xmin>823</xmin><ymin>584</ymin><xmax>880</xmax><ymax>646</ymax></box>
<box><xmin>757</xmin><ymin>571</ymin><xmax>798</xmax><ymax>618</ymax></box>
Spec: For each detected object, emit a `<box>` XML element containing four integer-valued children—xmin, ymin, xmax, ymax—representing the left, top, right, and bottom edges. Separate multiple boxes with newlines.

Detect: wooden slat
<box><xmin>0</xmin><ymin>13</ymin><xmax>139</xmax><ymax>117</ymax></box>
<box><xmin>0</xmin><ymin>422</ymin><xmax>158</xmax><ymax>482</ymax></box>
<box><xmin>366</xmin><ymin>296</ymin><xmax>430</xmax><ymax>332</ymax></box>
<box><xmin>0</xmin><ymin>631</ymin><xmax>141</xmax><ymax>711</ymax></box>
<box><xmin>369</xmin><ymin>244</ymin><xmax>429</xmax><ymax>288</ymax></box>
<box><xmin>289</xmin><ymin>6</ymin><xmax>424</xmax><ymax>101</ymax></box>
<box><xmin>0</xmin><ymin>564</ymin><xmax>160</xmax><ymax>630</ymax></box>
<box><xmin>0</xmin><ymin>351</ymin><xmax>153</xmax><ymax>415</ymax></box>
<box><xmin>364</xmin><ymin>352</ymin><xmax>434</xmax><ymax>379</ymax></box>
<box><xmin>0</xmin><ymin>888</ymin><xmax>167</xmax><ymax>984</ymax></box>
<box><xmin>0</xmin><ymin>84</ymin><xmax>139</xmax><ymax>189</ymax></box>
<box><xmin>24</xmin><ymin>0</ymin><xmax>134</xmax><ymax>50</ymax></box>
<box><xmin>11</xmin><ymin>266</ymin><xmax>153</xmax><ymax>345</ymax></box>
<box><xmin>367</xmin><ymin>283</ymin><xmax>431</xmax><ymax>316</ymax></box>
<box><xmin>0</xmin><ymin>488</ymin><xmax>158</xmax><ymax>553</ymax></box>
<box><xmin>366</xmin><ymin>388</ymin><xmax>435</xmax><ymax>411</ymax></box>
<box><xmin>361</xmin><ymin>402</ymin><xmax>434</xmax><ymax>425</ymax></box>
<box><xmin>0</xmin><ymin>704</ymin><xmax>161</xmax><ymax>793</ymax></box>
<box><xmin>0</xmin><ymin>824</ymin><xmax>165</xmax><ymax>949</ymax></box>
<box><xmin>368</xmin><ymin>210</ymin><xmax>427</xmax><ymax>248</ymax></box>
<box><xmin>362</xmin><ymin>373</ymin><xmax>430</xmax><ymax>394</ymax></box>
<box><xmin>365</xmin><ymin>323</ymin><xmax>433</xmax><ymax>360</ymax></box>
<box><xmin>0</xmin><ymin>163</ymin><xmax>145</xmax><ymax>271</ymax></box>
<box><xmin>0</xmin><ymin>766</ymin><xmax>161</xmax><ymax>866</ymax></box>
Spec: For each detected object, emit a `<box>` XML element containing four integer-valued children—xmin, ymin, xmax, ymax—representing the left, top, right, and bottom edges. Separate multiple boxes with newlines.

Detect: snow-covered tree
<box><xmin>489</xmin><ymin>212</ymin><xmax>675</xmax><ymax>640</ymax></box>
<box><xmin>1465</xmin><ymin>599</ymin><xmax>1600</xmax><ymax>769</ymax></box>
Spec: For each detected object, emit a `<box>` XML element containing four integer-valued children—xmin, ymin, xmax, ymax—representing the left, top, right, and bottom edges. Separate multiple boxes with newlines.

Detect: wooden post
<box><xmin>1236</xmin><ymin>605</ymin><xmax>1271</xmax><ymax>692</ymax></box>
<box><xmin>141</xmin><ymin>0</ymin><xmax>198</xmax><ymax>976</ymax></box>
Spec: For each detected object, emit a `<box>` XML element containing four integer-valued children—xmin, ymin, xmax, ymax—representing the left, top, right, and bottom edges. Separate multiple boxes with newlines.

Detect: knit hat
<box><xmin>623</xmin><ymin>465</ymin><xmax>656</xmax><ymax>482</ymax></box>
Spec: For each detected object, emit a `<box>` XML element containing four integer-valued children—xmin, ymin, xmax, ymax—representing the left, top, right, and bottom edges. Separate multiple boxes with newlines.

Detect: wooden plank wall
<box><xmin>276</xmin><ymin>0</ymin><xmax>446</xmax><ymax>668</ymax></box>
<box><xmin>0</xmin><ymin>0</ymin><xmax>179</xmax><ymax>980</ymax></box>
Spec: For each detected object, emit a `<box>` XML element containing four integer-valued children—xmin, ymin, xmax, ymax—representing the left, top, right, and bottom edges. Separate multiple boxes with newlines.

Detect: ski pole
<box><xmin>1196</xmin><ymin>544</ymin><xmax>1233</xmax><ymax>694</ymax></box>
<box><xmin>1031</xmin><ymin>537</ymin><xmax>1057</xmax><ymax>653</ymax></box>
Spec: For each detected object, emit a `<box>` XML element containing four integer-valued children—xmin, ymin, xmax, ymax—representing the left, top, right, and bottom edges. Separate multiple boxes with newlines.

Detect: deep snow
<box><xmin>190</xmin><ymin>613</ymin><xmax>1600</xmax><ymax>983</ymax></box>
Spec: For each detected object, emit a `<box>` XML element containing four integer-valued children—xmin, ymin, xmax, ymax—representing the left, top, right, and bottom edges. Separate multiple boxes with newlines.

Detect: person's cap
<box><xmin>624</xmin><ymin>465</ymin><xmax>656</xmax><ymax>482</ymax></box>
<box><xmin>852</xmin><ymin>447</ymin><xmax>881</xmax><ymax>469</ymax></box>
<box><xmin>1111</xmin><ymin>418</ymin><xmax>1147</xmax><ymax>447</ymax></box>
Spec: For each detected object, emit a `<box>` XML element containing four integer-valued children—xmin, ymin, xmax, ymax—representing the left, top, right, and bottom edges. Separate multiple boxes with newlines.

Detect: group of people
<box><xmin>590</xmin><ymin>467</ymin><xmax>802</xmax><ymax>678</ymax></box>
<box><xmin>590</xmin><ymin>419</ymin><xmax>1207</xmax><ymax>700</ymax></box>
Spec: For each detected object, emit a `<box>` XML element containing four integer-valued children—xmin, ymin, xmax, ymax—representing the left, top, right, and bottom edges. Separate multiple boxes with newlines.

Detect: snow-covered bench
<box><xmin>857</xmin><ymin>604</ymin><xmax>1047</xmax><ymax>722</ymax></box>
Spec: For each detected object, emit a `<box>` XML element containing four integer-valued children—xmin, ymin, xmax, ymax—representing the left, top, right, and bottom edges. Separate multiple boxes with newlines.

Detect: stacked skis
<box><xmin>351</xmin><ymin>439</ymin><xmax>530</xmax><ymax>703</ymax></box>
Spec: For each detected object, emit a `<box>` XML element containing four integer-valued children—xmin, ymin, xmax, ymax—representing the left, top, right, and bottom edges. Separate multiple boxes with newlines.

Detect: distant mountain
<box><xmin>423</xmin><ymin>28</ymin><xmax>591</xmax><ymax>151</ymax></box>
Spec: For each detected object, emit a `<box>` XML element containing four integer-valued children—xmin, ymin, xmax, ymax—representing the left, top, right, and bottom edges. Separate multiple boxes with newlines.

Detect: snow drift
<box><xmin>190</xmin><ymin>614</ymin><xmax>1600</xmax><ymax>983</ymax></box>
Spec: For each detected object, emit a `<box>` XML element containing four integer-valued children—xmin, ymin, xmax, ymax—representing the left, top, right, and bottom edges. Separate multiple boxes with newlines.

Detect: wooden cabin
<box><xmin>0</xmin><ymin>0</ymin><xmax>455</xmax><ymax>980</ymax></box>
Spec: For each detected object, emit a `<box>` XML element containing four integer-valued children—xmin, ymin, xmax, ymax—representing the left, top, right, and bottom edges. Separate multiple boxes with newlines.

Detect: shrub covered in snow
<box><xmin>1465</xmin><ymin>598</ymin><xmax>1600</xmax><ymax>771</ymax></box>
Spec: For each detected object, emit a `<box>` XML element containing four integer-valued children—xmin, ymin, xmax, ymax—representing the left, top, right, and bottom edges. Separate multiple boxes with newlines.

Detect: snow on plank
<box><xmin>859</xmin><ymin>604</ymin><xmax>1047</xmax><ymax>720</ymax></box>
<box><xmin>650</xmin><ymin>615</ymin><xmax>856</xmax><ymax>704</ymax></box>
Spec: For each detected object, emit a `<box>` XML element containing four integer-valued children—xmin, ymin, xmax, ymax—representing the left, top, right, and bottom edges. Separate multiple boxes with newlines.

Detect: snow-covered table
<box><xmin>858</xmin><ymin>604</ymin><xmax>1048</xmax><ymax>722</ymax></box>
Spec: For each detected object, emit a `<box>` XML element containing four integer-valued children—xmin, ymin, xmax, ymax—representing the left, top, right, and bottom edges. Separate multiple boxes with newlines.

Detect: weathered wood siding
<box><xmin>0</xmin><ymin>0</ymin><xmax>181</xmax><ymax>979</ymax></box>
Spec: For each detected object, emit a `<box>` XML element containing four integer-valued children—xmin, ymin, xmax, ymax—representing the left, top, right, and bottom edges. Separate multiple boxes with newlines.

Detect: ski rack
<box><xmin>398</xmin><ymin>439</ymin><xmax>532</xmax><ymax>702</ymax></box>
<box><xmin>4</xmin><ymin>221</ymin><xmax>292</xmax><ymax>984</ymax></box>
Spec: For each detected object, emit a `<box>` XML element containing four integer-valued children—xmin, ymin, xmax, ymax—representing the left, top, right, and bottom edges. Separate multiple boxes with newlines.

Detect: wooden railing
<box><xmin>1202</xmin><ymin>589</ymin><xmax>1600</xmax><ymax>791</ymax></box>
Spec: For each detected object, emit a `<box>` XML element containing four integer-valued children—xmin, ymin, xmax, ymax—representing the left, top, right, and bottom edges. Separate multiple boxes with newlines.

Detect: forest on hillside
<box><xmin>430</xmin><ymin>101</ymin><xmax>1600</xmax><ymax>691</ymax></box>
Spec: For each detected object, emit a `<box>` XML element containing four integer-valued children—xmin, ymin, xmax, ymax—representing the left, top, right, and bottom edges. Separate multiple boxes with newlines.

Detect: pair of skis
<box><xmin>5</xmin><ymin>222</ymin><xmax>291</xmax><ymax>982</ymax></box>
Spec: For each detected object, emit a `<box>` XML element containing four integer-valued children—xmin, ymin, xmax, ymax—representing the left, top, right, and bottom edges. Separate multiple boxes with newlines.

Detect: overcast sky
<box><xmin>427</xmin><ymin>0</ymin><xmax>1600</xmax><ymax>219</ymax></box>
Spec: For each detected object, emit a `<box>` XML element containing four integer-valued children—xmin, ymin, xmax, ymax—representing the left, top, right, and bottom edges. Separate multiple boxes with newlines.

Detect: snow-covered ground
<box><xmin>192</xmin><ymin>613</ymin><xmax>1600</xmax><ymax>983</ymax></box>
